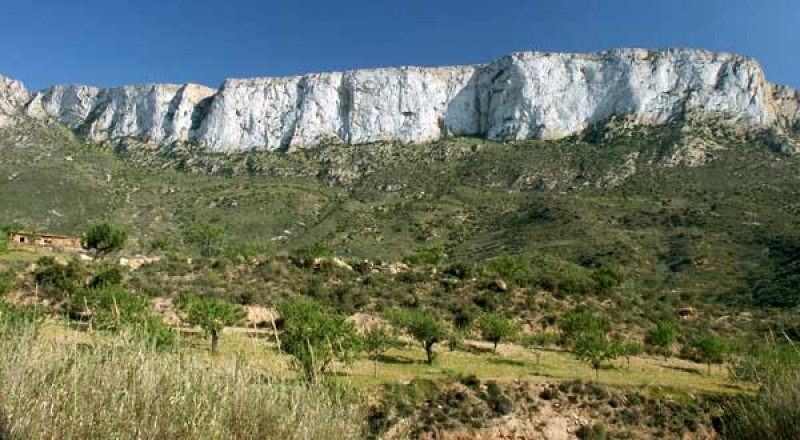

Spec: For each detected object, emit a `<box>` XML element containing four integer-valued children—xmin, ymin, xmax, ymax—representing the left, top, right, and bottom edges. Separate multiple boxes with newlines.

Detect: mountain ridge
<box><xmin>1</xmin><ymin>48</ymin><xmax>799</xmax><ymax>151</ymax></box>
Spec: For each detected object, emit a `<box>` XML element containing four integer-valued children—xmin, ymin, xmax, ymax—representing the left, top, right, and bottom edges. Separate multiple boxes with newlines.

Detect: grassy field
<box><xmin>35</xmin><ymin>321</ymin><xmax>732</xmax><ymax>395</ymax></box>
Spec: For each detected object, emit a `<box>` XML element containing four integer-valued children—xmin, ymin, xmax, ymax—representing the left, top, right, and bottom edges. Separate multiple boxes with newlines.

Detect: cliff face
<box><xmin>4</xmin><ymin>48</ymin><xmax>800</xmax><ymax>150</ymax></box>
<box><xmin>0</xmin><ymin>76</ymin><xmax>29</xmax><ymax>128</ymax></box>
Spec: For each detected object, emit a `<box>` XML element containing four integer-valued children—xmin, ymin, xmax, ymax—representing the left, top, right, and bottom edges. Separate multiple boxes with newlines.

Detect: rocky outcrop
<box><xmin>24</xmin><ymin>83</ymin><xmax>215</xmax><ymax>144</ymax></box>
<box><xmin>0</xmin><ymin>76</ymin><xmax>29</xmax><ymax>128</ymax></box>
<box><xmin>3</xmin><ymin>48</ymin><xmax>800</xmax><ymax>150</ymax></box>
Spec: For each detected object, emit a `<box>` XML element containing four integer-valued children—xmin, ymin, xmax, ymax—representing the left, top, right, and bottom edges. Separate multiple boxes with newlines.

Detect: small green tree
<box><xmin>520</xmin><ymin>331</ymin><xmax>559</xmax><ymax>367</ymax></box>
<box><xmin>362</xmin><ymin>324</ymin><xmax>397</xmax><ymax>376</ymax></box>
<box><xmin>687</xmin><ymin>334</ymin><xmax>730</xmax><ymax>374</ymax></box>
<box><xmin>279</xmin><ymin>298</ymin><xmax>360</xmax><ymax>381</ymax></box>
<box><xmin>84</xmin><ymin>222</ymin><xmax>128</xmax><ymax>258</ymax></box>
<box><xmin>390</xmin><ymin>309</ymin><xmax>449</xmax><ymax>365</ymax></box>
<box><xmin>645</xmin><ymin>320</ymin><xmax>677</xmax><ymax>359</ymax></box>
<box><xmin>180</xmin><ymin>294</ymin><xmax>245</xmax><ymax>355</ymax></box>
<box><xmin>68</xmin><ymin>285</ymin><xmax>150</xmax><ymax>332</ymax></box>
<box><xmin>619</xmin><ymin>339</ymin><xmax>644</xmax><ymax>368</ymax></box>
<box><xmin>574</xmin><ymin>331</ymin><xmax>620</xmax><ymax>382</ymax></box>
<box><xmin>183</xmin><ymin>222</ymin><xmax>226</xmax><ymax>257</ymax></box>
<box><xmin>479</xmin><ymin>313</ymin><xmax>519</xmax><ymax>353</ymax></box>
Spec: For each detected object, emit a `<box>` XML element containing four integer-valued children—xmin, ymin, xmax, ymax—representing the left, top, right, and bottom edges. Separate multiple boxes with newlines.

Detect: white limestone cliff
<box><xmin>3</xmin><ymin>48</ymin><xmax>799</xmax><ymax>150</ymax></box>
<box><xmin>0</xmin><ymin>76</ymin><xmax>29</xmax><ymax>128</ymax></box>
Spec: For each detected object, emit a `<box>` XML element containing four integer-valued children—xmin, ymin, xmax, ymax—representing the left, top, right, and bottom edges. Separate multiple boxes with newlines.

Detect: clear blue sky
<box><xmin>2</xmin><ymin>0</ymin><xmax>798</xmax><ymax>90</ymax></box>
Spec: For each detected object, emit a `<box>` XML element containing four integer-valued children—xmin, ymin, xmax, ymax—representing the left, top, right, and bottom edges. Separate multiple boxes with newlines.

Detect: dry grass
<box><xmin>34</xmin><ymin>322</ymin><xmax>733</xmax><ymax>396</ymax></box>
<box><xmin>0</xmin><ymin>324</ymin><xmax>365</xmax><ymax>440</ymax></box>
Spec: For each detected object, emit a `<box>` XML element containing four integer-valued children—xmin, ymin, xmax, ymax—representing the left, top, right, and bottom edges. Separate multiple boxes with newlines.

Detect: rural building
<box><xmin>8</xmin><ymin>231</ymin><xmax>82</xmax><ymax>250</ymax></box>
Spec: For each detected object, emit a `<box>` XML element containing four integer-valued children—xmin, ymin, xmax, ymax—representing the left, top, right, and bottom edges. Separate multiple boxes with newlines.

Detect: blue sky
<box><xmin>2</xmin><ymin>0</ymin><xmax>798</xmax><ymax>90</ymax></box>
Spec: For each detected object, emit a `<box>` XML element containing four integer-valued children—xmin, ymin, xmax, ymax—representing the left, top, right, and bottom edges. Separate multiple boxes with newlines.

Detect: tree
<box><xmin>180</xmin><ymin>294</ymin><xmax>245</xmax><ymax>355</ymax></box>
<box><xmin>183</xmin><ymin>221</ymin><xmax>226</xmax><ymax>257</ymax></box>
<box><xmin>390</xmin><ymin>309</ymin><xmax>449</xmax><ymax>365</ymax></box>
<box><xmin>84</xmin><ymin>222</ymin><xmax>128</xmax><ymax>257</ymax></box>
<box><xmin>520</xmin><ymin>332</ymin><xmax>559</xmax><ymax>367</ymax></box>
<box><xmin>68</xmin><ymin>285</ymin><xmax>149</xmax><ymax>332</ymax></box>
<box><xmin>619</xmin><ymin>339</ymin><xmax>644</xmax><ymax>368</ymax></box>
<box><xmin>686</xmin><ymin>334</ymin><xmax>730</xmax><ymax>375</ymax></box>
<box><xmin>362</xmin><ymin>324</ymin><xmax>397</xmax><ymax>376</ymax></box>
<box><xmin>479</xmin><ymin>313</ymin><xmax>519</xmax><ymax>353</ymax></box>
<box><xmin>645</xmin><ymin>320</ymin><xmax>677</xmax><ymax>359</ymax></box>
<box><xmin>278</xmin><ymin>298</ymin><xmax>359</xmax><ymax>381</ymax></box>
<box><xmin>574</xmin><ymin>330</ymin><xmax>620</xmax><ymax>382</ymax></box>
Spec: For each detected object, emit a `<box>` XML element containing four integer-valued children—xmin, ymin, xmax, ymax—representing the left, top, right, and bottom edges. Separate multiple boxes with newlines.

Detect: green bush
<box><xmin>402</xmin><ymin>246</ymin><xmax>445</xmax><ymax>266</ymax></box>
<box><xmin>84</xmin><ymin>222</ymin><xmax>128</xmax><ymax>257</ymax></box>
<box><xmin>645</xmin><ymin>320</ymin><xmax>677</xmax><ymax>358</ymax></box>
<box><xmin>34</xmin><ymin>257</ymin><xmax>84</xmax><ymax>299</ymax></box>
<box><xmin>559</xmin><ymin>310</ymin><xmax>611</xmax><ymax>345</ymax></box>
<box><xmin>89</xmin><ymin>265</ymin><xmax>125</xmax><ymax>288</ymax></box>
<box><xmin>183</xmin><ymin>221</ymin><xmax>227</xmax><ymax>257</ymax></box>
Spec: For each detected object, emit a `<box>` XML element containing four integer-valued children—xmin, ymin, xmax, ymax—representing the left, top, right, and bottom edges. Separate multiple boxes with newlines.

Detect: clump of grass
<box><xmin>0</xmin><ymin>325</ymin><xmax>364</xmax><ymax>440</ymax></box>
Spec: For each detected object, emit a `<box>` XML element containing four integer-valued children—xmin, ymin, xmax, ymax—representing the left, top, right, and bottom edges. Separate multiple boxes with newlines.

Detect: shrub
<box><xmin>577</xmin><ymin>423</ymin><xmax>609</xmax><ymax>440</ymax></box>
<box><xmin>183</xmin><ymin>221</ymin><xmax>227</xmax><ymax>257</ymax></box>
<box><xmin>89</xmin><ymin>265</ymin><xmax>125</xmax><ymax>288</ymax></box>
<box><xmin>645</xmin><ymin>320</ymin><xmax>677</xmax><ymax>358</ymax></box>
<box><xmin>402</xmin><ymin>246</ymin><xmax>445</xmax><ymax>266</ymax></box>
<box><xmin>34</xmin><ymin>257</ymin><xmax>84</xmax><ymax>299</ymax></box>
<box><xmin>559</xmin><ymin>310</ymin><xmax>611</xmax><ymax>345</ymax></box>
<box><xmin>84</xmin><ymin>222</ymin><xmax>128</xmax><ymax>257</ymax></box>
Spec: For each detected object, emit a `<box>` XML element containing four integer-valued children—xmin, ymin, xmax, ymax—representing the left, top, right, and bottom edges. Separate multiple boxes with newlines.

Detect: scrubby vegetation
<box><xmin>0</xmin><ymin>117</ymin><xmax>798</xmax><ymax>438</ymax></box>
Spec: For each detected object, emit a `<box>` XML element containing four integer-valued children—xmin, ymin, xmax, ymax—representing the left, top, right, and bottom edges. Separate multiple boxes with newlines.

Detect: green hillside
<box><xmin>2</xmin><ymin>117</ymin><xmax>799</xmax><ymax>310</ymax></box>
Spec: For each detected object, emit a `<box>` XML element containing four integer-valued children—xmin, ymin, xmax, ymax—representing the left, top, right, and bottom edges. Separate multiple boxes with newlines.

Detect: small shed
<box><xmin>8</xmin><ymin>231</ymin><xmax>82</xmax><ymax>249</ymax></box>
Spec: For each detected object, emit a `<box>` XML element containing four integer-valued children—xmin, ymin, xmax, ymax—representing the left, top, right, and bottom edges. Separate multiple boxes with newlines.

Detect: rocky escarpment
<box><xmin>0</xmin><ymin>76</ymin><xmax>29</xmax><ymax>128</ymax></box>
<box><xmin>4</xmin><ymin>48</ymin><xmax>800</xmax><ymax>151</ymax></box>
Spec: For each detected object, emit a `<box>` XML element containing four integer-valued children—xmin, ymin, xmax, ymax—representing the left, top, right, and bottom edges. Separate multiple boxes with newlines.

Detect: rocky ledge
<box><xmin>2</xmin><ymin>48</ymin><xmax>799</xmax><ymax>151</ymax></box>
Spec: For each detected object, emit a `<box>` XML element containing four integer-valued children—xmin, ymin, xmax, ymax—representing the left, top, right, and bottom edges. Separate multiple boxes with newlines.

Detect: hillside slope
<box><xmin>1</xmin><ymin>115</ymin><xmax>799</xmax><ymax>310</ymax></box>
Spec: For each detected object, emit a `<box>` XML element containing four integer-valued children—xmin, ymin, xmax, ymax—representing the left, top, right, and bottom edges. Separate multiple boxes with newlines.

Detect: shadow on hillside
<box><xmin>488</xmin><ymin>357</ymin><xmax>526</xmax><ymax>367</ymax></box>
<box><xmin>459</xmin><ymin>343</ymin><xmax>495</xmax><ymax>355</ymax></box>
<box><xmin>376</xmin><ymin>354</ymin><xmax>416</xmax><ymax>365</ymax></box>
<box><xmin>661</xmin><ymin>364</ymin><xmax>703</xmax><ymax>375</ymax></box>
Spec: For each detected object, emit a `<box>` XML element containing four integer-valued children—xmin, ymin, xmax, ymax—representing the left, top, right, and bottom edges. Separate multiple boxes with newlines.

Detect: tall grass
<box><xmin>0</xmin><ymin>325</ymin><xmax>365</xmax><ymax>440</ymax></box>
<box><xmin>718</xmin><ymin>343</ymin><xmax>800</xmax><ymax>439</ymax></box>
